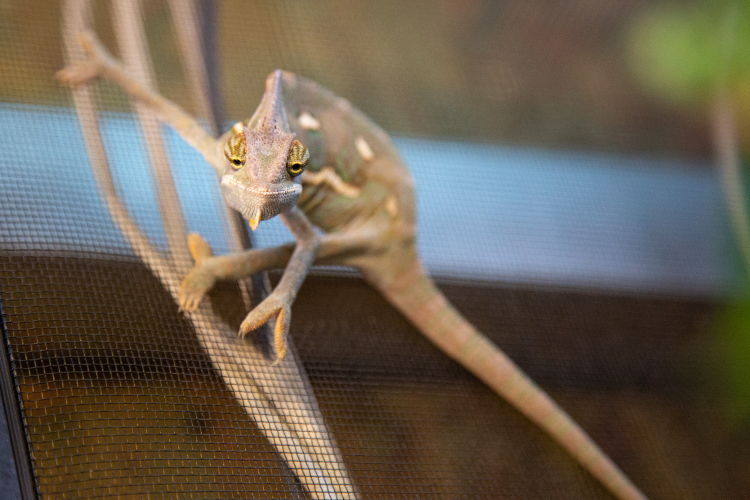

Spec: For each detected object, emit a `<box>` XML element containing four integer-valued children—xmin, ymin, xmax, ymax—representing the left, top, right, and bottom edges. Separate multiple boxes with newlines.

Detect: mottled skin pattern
<box><xmin>58</xmin><ymin>32</ymin><xmax>646</xmax><ymax>500</ymax></box>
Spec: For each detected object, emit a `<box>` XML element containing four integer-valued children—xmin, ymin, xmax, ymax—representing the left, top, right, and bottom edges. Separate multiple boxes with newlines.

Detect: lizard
<box><xmin>57</xmin><ymin>31</ymin><xmax>646</xmax><ymax>500</ymax></box>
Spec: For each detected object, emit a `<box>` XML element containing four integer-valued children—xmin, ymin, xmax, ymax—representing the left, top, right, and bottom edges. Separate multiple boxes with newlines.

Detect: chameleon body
<box><xmin>58</xmin><ymin>32</ymin><xmax>646</xmax><ymax>500</ymax></box>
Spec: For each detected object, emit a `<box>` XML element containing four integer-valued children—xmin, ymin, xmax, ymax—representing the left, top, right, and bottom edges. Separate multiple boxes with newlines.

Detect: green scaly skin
<box><xmin>58</xmin><ymin>31</ymin><xmax>647</xmax><ymax>500</ymax></box>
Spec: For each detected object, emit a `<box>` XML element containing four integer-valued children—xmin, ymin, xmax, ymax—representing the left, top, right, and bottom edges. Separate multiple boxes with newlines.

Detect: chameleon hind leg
<box><xmin>56</xmin><ymin>30</ymin><xmax>222</xmax><ymax>171</ymax></box>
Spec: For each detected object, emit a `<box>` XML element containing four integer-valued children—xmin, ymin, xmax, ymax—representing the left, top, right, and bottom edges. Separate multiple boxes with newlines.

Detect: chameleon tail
<box><xmin>365</xmin><ymin>258</ymin><xmax>646</xmax><ymax>500</ymax></box>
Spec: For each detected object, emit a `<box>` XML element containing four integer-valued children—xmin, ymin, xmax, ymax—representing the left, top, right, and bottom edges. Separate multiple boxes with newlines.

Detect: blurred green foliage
<box><xmin>715</xmin><ymin>297</ymin><xmax>750</xmax><ymax>425</ymax></box>
<box><xmin>627</xmin><ymin>0</ymin><xmax>750</xmax><ymax>151</ymax></box>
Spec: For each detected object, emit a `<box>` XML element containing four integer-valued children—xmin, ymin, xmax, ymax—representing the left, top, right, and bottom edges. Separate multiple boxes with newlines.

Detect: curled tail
<box><xmin>365</xmin><ymin>258</ymin><xmax>646</xmax><ymax>500</ymax></box>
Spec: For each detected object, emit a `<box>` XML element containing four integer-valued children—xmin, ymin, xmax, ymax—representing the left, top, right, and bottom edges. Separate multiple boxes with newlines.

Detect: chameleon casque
<box><xmin>58</xmin><ymin>31</ymin><xmax>646</xmax><ymax>500</ymax></box>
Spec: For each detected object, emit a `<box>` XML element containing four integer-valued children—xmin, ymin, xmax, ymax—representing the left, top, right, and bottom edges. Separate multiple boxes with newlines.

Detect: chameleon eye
<box><xmin>287</xmin><ymin>162</ymin><xmax>305</xmax><ymax>177</ymax></box>
<box><xmin>287</xmin><ymin>139</ymin><xmax>310</xmax><ymax>178</ymax></box>
<box><xmin>225</xmin><ymin>154</ymin><xmax>245</xmax><ymax>170</ymax></box>
<box><xmin>224</xmin><ymin>128</ymin><xmax>247</xmax><ymax>170</ymax></box>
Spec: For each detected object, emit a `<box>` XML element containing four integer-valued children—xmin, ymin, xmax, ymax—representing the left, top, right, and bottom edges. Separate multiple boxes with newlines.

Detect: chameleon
<box><xmin>57</xmin><ymin>31</ymin><xmax>646</xmax><ymax>500</ymax></box>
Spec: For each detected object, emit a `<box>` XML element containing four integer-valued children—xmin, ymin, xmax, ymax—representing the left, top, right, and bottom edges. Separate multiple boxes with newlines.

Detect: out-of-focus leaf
<box><xmin>627</xmin><ymin>2</ymin><xmax>750</xmax><ymax>105</ymax></box>
<box><xmin>715</xmin><ymin>295</ymin><xmax>750</xmax><ymax>425</ymax></box>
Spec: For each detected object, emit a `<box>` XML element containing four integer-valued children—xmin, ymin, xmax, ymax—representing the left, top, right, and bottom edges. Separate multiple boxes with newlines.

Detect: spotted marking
<box><xmin>282</xmin><ymin>71</ymin><xmax>298</xmax><ymax>87</ymax></box>
<box><xmin>298</xmin><ymin>111</ymin><xmax>320</xmax><ymax>131</ymax></box>
<box><xmin>355</xmin><ymin>136</ymin><xmax>374</xmax><ymax>162</ymax></box>
<box><xmin>385</xmin><ymin>196</ymin><xmax>398</xmax><ymax>217</ymax></box>
<box><xmin>335</xmin><ymin>97</ymin><xmax>352</xmax><ymax>113</ymax></box>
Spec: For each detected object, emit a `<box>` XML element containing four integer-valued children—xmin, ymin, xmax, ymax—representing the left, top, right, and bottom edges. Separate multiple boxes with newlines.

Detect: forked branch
<box><xmin>60</xmin><ymin>0</ymin><xmax>357</xmax><ymax>497</ymax></box>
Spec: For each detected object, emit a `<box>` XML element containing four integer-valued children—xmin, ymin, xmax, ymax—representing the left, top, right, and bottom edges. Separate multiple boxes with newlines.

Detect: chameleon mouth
<box><xmin>220</xmin><ymin>176</ymin><xmax>302</xmax><ymax>230</ymax></box>
<box><xmin>220</xmin><ymin>176</ymin><xmax>301</xmax><ymax>198</ymax></box>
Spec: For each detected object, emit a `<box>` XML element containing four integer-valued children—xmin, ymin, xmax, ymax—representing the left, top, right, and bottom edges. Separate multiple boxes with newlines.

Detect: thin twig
<box><xmin>112</xmin><ymin>0</ymin><xmax>192</xmax><ymax>267</ymax></box>
<box><xmin>713</xmin><ymin>2</ymin><xmax>750</xmax><ymax>276</ymax></box>
<box><xmin>714</xmin><ymin>92</ymin><xmax>750</xmax><ymax>274</ymax></box>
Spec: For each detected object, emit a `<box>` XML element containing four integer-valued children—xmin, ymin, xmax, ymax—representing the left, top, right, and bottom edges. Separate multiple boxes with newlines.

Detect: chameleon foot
<box><xmin>55</xmin><ymin>58</ymin><xmax>100</xmax><ymax>86</ymax></box>
<box><xmin>239</xmin><ymin>292</ymin><xmax>292</xmax><ymax>363</ymax></box>
<box><xmin>177</xmin><ymin>233</ymin><xmax>216</xmax><ymax>312</ymax></box>
<box><xmin>55</xmin><ymin>32</ymin><xmax>104</xmax><ymax>86</ymax></box>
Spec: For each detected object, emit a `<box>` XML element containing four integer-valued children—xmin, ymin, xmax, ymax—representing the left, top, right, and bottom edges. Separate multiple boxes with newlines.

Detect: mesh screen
<box><xmin>0</xmin><ymin>1</ymin><xmax>748</xmax><ymax>499</ymax></box>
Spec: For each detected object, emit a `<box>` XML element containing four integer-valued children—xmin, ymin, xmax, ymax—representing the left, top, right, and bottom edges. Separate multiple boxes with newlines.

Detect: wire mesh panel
<box><xmin>0</xmin><ymin>1</ymin><xmax>748</xmax><ymax>499</ymax></box>
<box><xmin>1</xmin><ymin>255</ymin><xmax>304</xmax><ymax>498</ymax></box>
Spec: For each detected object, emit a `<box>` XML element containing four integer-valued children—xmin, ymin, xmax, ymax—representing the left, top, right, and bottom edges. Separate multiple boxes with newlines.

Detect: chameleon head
<box><xmin>219</xmin><ymin>70</ymin><xmax>309</xmax><ymax>230</ymax></box>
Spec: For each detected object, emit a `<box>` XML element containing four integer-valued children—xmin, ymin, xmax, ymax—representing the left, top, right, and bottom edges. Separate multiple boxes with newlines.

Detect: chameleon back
<box><xmin>278</xmin><ymin>72</ymin><xmax>417</xmax><ymax>235</ymax></box>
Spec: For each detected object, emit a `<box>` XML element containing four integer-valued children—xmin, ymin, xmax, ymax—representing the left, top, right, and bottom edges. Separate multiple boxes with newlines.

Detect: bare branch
<box><xmin>112</xmin><ymin>0</ymin><xmax>192</xmax><ymax>267</ymax></box>
<box><xmin>61</xmin><ymin>1</ymin><xmax>357</xmax><ymax>497</ymax></box>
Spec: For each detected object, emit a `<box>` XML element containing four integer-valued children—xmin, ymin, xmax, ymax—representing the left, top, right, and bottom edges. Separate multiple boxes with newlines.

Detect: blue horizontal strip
<box><xmin>0</xmin><ymin>103</ymin><xmax>728</xmax><ymax>295</ymax></box>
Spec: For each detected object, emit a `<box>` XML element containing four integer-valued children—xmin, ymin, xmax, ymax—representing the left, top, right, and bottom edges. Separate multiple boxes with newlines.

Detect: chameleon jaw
<box><xmin>220</xmin><ymin>175</ymin><xmax>302</xmax><ymax>230</ymax></box>
<box><xmin>247</xmin><ymin>208</ymin><xmax>261</xmax><ymax>231</ymax></box>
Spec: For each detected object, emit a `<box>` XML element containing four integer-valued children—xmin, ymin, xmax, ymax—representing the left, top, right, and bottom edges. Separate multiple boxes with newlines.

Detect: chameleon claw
<box><xmin>176</xmin><ymin>233</ymin><xmax>216</xmax><ymax>313</ymax></box>
<box><xmin>238</xmin><ymin>294</ymin><xmax>291</xmax><ymax>362</ymax></box>
<box><xmin>55</xmin><ymin>59</ymin><xmax>101</xmax><ymax>86</ymax></box>
<box><xmin>55</xmin><ymin>31</ymin><xmax>106</xmax><ymax>87</ymax></box>
<box><xmin>177</xmin><ymin>286</ymin><xmax>201</xmax><ymax>313</ymax></box>
<box><xmin>187</xmin><ymin>233</ymin><xmax>213</xmax><ymax>262</ymax></box>
<box><xmin>272</xmin><ymin>307</ymin><xmax>290</xmax><ymax>362</ymax></box>
<box><xmin>238</xmin><ymin>302</ymin><xmax>275</xmax><ymax>337</ymax></box>
<box><xmin>77</xmin><ymin>30</ymin><xmax>98</xmax><ymax>54</ymax></box>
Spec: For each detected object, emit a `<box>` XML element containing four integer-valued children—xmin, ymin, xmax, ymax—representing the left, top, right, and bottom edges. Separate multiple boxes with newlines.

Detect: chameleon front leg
<box><xmin>177</xmin><ymin>234</ymin><xmax>290</xmax><ymax>313</ymax></box>
<box><xmin>56</xmin><ymin>31</ymin><xmax>222</xmax><ymax>172</ymax></box>
<box><xmin>238</xmin><ymin>207</ymin><xmax>320</xmax><ymax>362</ymax></box>
<box><xmin>178</xmin><ymin>221</ymin><xmax>379</xmax><ymax>313</ymax></box>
